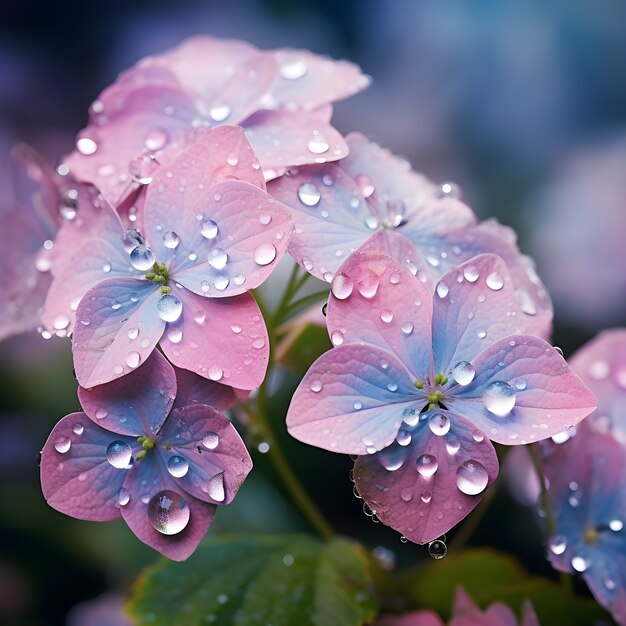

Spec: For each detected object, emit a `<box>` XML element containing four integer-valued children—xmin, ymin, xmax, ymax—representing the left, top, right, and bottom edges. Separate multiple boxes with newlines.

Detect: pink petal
<box><xmin>243</xmin><ymin>109</ymin><xmax>349</xmax><ymax>175</ymax></box>
<box><xmin>449</xmin><ymin>335</ymin><xmax>597</xmax><ymax>445</ymax></box>
<box><xmin>287</xmin><ymin>344</ymin><xmax>424</xmax><ymax>455</ymax></box>
<box><xmin>159</xmin><ymin>287</ymin><xmax>268</xmax><ymax>390</ymax></box>
<box><xmin>72</xmin><ymin>279</ymin><xmax>164</xmax><ymax>388</ymax></box>
<box><xmin>521</xmin><ymin>601</ymin><xmax>541</xmax><ymax>626</ymax></box>
<box><xmin>327</xmin><ymin>249</ymin><xmax>433</xmax><ymax>378</ymax></box>
<box><xmin>157</xmin><ymin>405</ymin><xmax>253</xmax><ymax>505</ymax></box>
<box><xmin>172</xmin><ymin>366</ymin><xmax>239</xmax><ymax>411</ymax></box>
<box><xmin>432</xmin><ymin>254</ymin><xmax>548</xmax><ymax>373</ymax></box>
<box><xmin>354</xmin><ymin>411</ymin><xmax>498</xmax><ymax>544</ymax></box>
<box><xmin>267</xmin><ymin>163</ymin><xmax>377</xmax><ymax>281</ymax></box>
<box><xmin>40</xmin><ymin>412</ymin><xmax>136</xmax><ymax>521</ymax></box>
<box><xmin>78</xmin><ymin>351</ymin><xmax>176</xmax><ymax>436</ymax></box>
<box><xmin>267</xmin><ymin>49</ymin><xmax>370</xmax><ymax>110</ymax></box>
<box><xmin>120</xmin><ymin>452</ymin><xmax>215</xmax><ymax>561</ymax></box>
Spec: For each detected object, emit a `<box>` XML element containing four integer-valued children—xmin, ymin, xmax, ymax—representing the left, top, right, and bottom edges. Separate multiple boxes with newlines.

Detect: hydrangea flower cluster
<box><xmin>1</xmin><ymin>35</ymin><xmax>619</xmax><ymax>625</ymax></box>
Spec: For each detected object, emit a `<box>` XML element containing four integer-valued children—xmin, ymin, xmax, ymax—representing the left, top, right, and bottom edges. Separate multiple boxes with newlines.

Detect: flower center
<box><xmin>135</xmin><ymin>435</ymin><xmax>156</xmax><ymax>461</ymax></box>
<box><xmin>145</xmin><ymin>262</ymin><xmax>172</xmax><ymax>294</ymax></box>
<box><xmin>415</xmin><ymin>373</ymin><xmax>449</xmax><ymax>410</ymax></box>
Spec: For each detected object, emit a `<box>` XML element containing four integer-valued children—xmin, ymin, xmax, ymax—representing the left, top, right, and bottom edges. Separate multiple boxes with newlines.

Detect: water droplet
<box><xmin>571</xmin><ymin>555</ymin><xmax>589</xmax><ymax>572</ymax></box>
<box><xmin>401</xmin><ymin>322</ymin><xmax>414</xmax><ymax>335</ymax></box>
<box><xmin>54</xmin><ymin>436</ymin><xmax>71</xmax><ymax>454</ymax></box>
<box><xmin>364</xmin><ymin>215</ymin><xmax>379</xmax><ymax>230</ymax></box>
<box><xmin>297</xmin><ymin>182</ymin><xmax>321</xmax><ymax>207</ymax></box>
<box><xmin>207</xmin><ymin>472</ymin><xmax>225</xmax><ymax>502</ymax></box>
<box><xmin>609</xmin><ymin>519</ymin><xmax>623</xmax><ymax>532</ymax></box>
<box><xmin>387</xmin><ymin>382</ymin><xmax>398</xmax><ymax>392</ymax></box>
<box><xmin>95</xmin><ymin>407</ymin><xmax>108</xmax><ymax>420</ymax></box>
<box><xmin>254</xmin><ymin>243</ymin><xmax>277</xmax><ymax>266</ymax></box>
<box><xmin>331</xmin><ymin>272</ymin><xmax>353</xmax><ymax>300</ymax></box>
<box><xmin>213</xmin><ymin>275</ymin><xmax>230</xmax><ymax>291</ymax></box>
<box><xmin>456</xmin><ymin>460</ymin><xmax>489</xmax><ymax>495</ymax></box>
<box><xmin>486</xmin><ymin>271</ymin><xmax>504</xmax><ymax>290</ymax></box>
<box><xmin>483</xmin><ymin>381</ymin><xmax>516</xmax><ymax>417</ymax></box>
<box><xmin>208</xmin><ymin>365</ymin><xmax>223</xmax><ymax>381</ymax></box>
<box><xmin>310</xmin><ymin>380</ymin><xmax>323</xmax><ymax>393</ymax></box>
<box><xmin>549</xmin><ymin>535</ymin><xmax>567</xmax><ymax>555</ymax></box>
<box><xmin>446</xmin><ymin>437</ymin><xmax>461</xmax><ymax>454</ymax></box>
<box><xmin>416</xmin><ymin>454</ymin><xmax>438</xmax><ymax>477</ymax></box>
<box><xmin>208</xmin><ymin>248</ymin><xmax>228</xmax><ymax>270</ymax></box>
<box><xmin>201</xmin><ymin>220</ymin><xmax>219</xmax><ymax>240</ymax></box>
<box><xmin>167</xmin><ymin>455</ymin><xmax>189</xmax><ymax>478</ymax></box>
<box><xmin>472</xmin><ymin>430</ymin><xmax>485</xmax><ymax>442</ymax></box>
<box><xmin>163</xmin><ymin>231</ymin><xmax>181</xmax><ymax>249</ymax></box>
<box><xmin>53</xmin><ymin>315</ymin><xmax>70</xmax><ymax>330</ymax></box>
<box><xmin>429</xmin><ymin>413</ymin><xmax>451</xmax><ymax>436</ymax></box>
<box><xmin>452</xmin><ymin>361</ymin><xmax>475</xmax><ymax>386</ymax></box>
<box><xmin>436</xmin><ymin>282</ymin><xmax>449</xmax><ymax>298</ymax></box>
<box><xmin>400</xmin><ymin>488</ymin><xmax>413</xmax><ymax>502</ymax></box>
<box><xmin>126</xmin><ymin>351</ymin><xmax>141</xmax><ymax>369</ymax></box>
<box><xmin>279</xmin><ymin>57</ymin><xmax>308</xmax><ymax>80</ymax></box>
<box><xmin>421</xmin><ymin>491</ymin><xmax>432</xmax><ymax>503</ymax></box>
<box><xmin>144</xmin><ymin>128</ymin><xmax>169</xmax><ymax>151</ymax></box>
<box><xmin>396</xmin><ymin>429</ymin><xmax>412</xmax><ymax>446</ymax></box>
<box><xmin>428</xmin><ymin>540</ymin><xmax>447</xmax><ymax>559</ymax></box>
<box><xmin>259</xmin><ymin>213</ymin><xmax>272</xmax><ymax>225</ymax></box>
<box><xmin>380</xmin><ymin>309</ymin><xmax>394</xmax><ymax>323</ymax></box>
<box><xmin>379</xmin><ymin>447</ymin><xmax>406</xmax><ymax>471</ymax></box>
<box><xmin>209</xmin><ymin>103</ymin><xmax>231</xmax><ymax>122</ymax></box>
<box><xmin>116</xmin><ymin>488</ymin><xmax>130</xmax><ymax>506</ymax></box>
<box><xmin>148</xmin><ymin>490</ymin><xmax>190</xmax><ymax>535</ymax></box>
<box><xmin>463</xmin><ymin>266</ymin><xmax>479</xmax><ymax>282</ymax></box>
<box><xmin>168</xmin><ymin>328</ymin><xmax>183</xmax><ymax>343</ymax></box>
<box><xmin>355</xmin><ymin>173</ymin><xmax>375</xmax><ymax>198</ymax></box>
<box><xmin>202</xmin><ymin>432</ymin><xmax>219</xmax><ymax>450</ymax></box>
<box><xmin>357</xmin><ymin>273</ymin><xmax>379</xmax><ymax>299</ymax></box>
<box><xmin>127</xmin><ymin>327</ymin><xmax>139</xmax><ymax>340</ymax></box>
<box><xmin>331</xmin><ymin>330</ymin><xmax>344</xmax><ymax>346</ymax></box>
<box><xmin>73</xmin><ymin>423</ymin><xmax>84</xmax><ymax>435</ymax></box>
<box><xmin>77</xmin><ymin>137</ymin><xmax>97</xmax><ymax>155</ymax></box>
<box><xmin>158</xmin><ymin>294</ymin><xmax>183</xmax><ymax>322</ymax></box>
<box><xmin>231</xmin><ymin>324</ymin><xmax>242</xmax><ymax>334</ymax></box>
<box><xmin>102</xmin><ymin>262</ymin><xmax>112</xmax><ymax>273</ymax></box>
<box><xmin>106</xmin><ymin>440</ymin><xmax>133</xmax><ymax>468</ymax></box>
<box><xmin>307</xmin><ymin>132</ymin><xmax>330</xmax><ymax>154</ymax></box>
<box><xmin>130</xmin><ymin>245</ymin><xmax>155</xmax><ymax>271</ymax></box>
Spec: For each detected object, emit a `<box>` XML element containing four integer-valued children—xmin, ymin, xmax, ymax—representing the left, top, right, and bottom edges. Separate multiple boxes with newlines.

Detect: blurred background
<box><xmin>1</xmin><ymin>1</ymin><xmax>625</xmax><ymax>624</ymax></box>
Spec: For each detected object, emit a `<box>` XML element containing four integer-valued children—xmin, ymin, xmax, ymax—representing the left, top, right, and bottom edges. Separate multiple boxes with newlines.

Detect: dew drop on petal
<box><xmin>213</xmin><ymin>276</ymin><xmax>230</xmax><ymax>291</ymax></box>
<box><xmin>209</xmin><ymin>103</ymin><xmax>231</xmax><ymax>122</ymax></box>
<box><xmin>331</xmin><ymin>272</ymin><xmax>353</xmax><ymax>300</ymax></box>
<box><xmin>158</xmin><ymin>294</ymin><xmax>183</xmax><ymax>322</ymax></box>
<box><xmin>167</xmin><ymin>328</ymin><xmax>183</xmax><ymax>344</ymax></box>
<box><xmin>609</xmin><ymin>519</ymin><xmax>623</xmax><ymax>532</ymax></box>
<box><xmin>357</xmin><ymin>273</ymin><xmax>379</xmax><ymax>299</ymax></box>
<box><xmin>95</xmin><ymin>407</ymin><xmax>108</xmax><ymax>420</ymax></box>
<box><xmin>73</xmin><ymin>423</ymin><xmax>84</xmax><ymax>435</ymax></box>
<box><xmin>116</xmin><ymin>487</ymin><xmax>130</xmax><ymax>506</ymax></box>
<box><xmin>421</xmin><ymin>491</ymin><xmax>432</xmax><ymax>503</ymax></box>
<box><xmin>106</xmin><ymin>440</ymin><xmax>133</xmax><ymax>468</ymax></box>
<box><xmin>54</xmin><ymin>436</ymin><xmax>71</xmax><ymax>454</ymax></box>
<box><xmin>130</xmin><ymin>245</ymin><xmax>155</xmax><ymax>271</ymax></box>
<box><xmin>163</xmin><ymin>231</ymin><xmax>181</xmax><ymax>249</ymax></box>
<box><xmin>379</xmin><ymin>447</ymin><xmax>406</xmax><ymax>471</ymax></box>
<box><xmin>331</xmin><ymin>330</ymin><xmax>344</xmax><ymax>346</ymax></box>
<box><xmin>446</xmin><ymin>436</ymin><xmax>461</xmax><ymax>455</ymax></box>
<box><xmin>298</xmin><ymin>182</ymin><xmax>321</xmax><ymax>206</ymax></box>
<box><xmin>428</xmin><ymin>540</ymin><xmax>447</xmax><ymax>560</ymax></box>
<box><xmin>310</xmin><ymin>380</ymin><xmax>323</xmax><ymax>393</ymax></box>
<box><xmin>452</xmin><ymin>361</ymin><xmax>476</xmax><ymax>386</ymax></box>
<box><xmin>364</xmin><ymin>215</ymin><xmax>379</xmax><ymax>230</ymax></box>
<box><xmin>144</xmin><ymin>128</ymin><xmax>169</xmax><ymax>151</ymax></box>
<box><xmin>456</xmin><ymin>460</ymin><xmax>489</xmax><ymax>495</ymax></box>
<box><xmin>167</xmin><ymin>455</ymin><xmax>189</xmax><ymax>478</ymax></box>
<box><xmin>483</xmin><ymin>381</ymin><xmax>516</xmax><ymax>417</ymax></box>
<box><xmin>472</xmin><ymin>430</ymin><xmax>485</xmax><ymax>443</ymax></box>
<box><xmin>102</xmin><ymin>262</ymin><xmax>112</xmax><ymax>273</ymax></box>
<box><xmin>416</xmin><ymin>453</ymin><xmax>438</xmax><ymax>477</ymax></box>
<box><xmin>254</xmin><ymin>243</ymin><xmax>277</xmax><ymax>266</ymax></box>
<box><xmin>400</xmin><ymin>488</ymin><xmax>413</xmax><ymax>502</ymax></box>
<box><xmin>202</xmin><ymin>432</ymin><xmax>219</xmax><ymax>450</ymax></box>
<box><xmin>279</xmin><ymin>57</ymin><xmax>308</xmax><ymax>80</ymax></box>
<box><xmin>463</xmin><ymin>266</ymin><xmax>479</xmax><ymax>282</ymax></box>
<box><xmin>207</xmin><ymin>472</ymin><xmax>225</xmax><ymax>502</ymax></box>
<box><xmin>201</xmin><ymin>220</ymin><xmax>219</xmax><ymax>240</ymax></box>
<box><xmin>208</xmin><ymin>248</ymin><xmax>228</xmax><ymax>270</ymax></box>
<box><xmin>53</xmin><ymin>315</ymin><xmax>70</xmax><ymax>330</ymax></box>
<box><xmin>571</xmin><ymin>555</ymin><xmax>589</xmax><ymax>573</ymax></box>
<box><xmin>429</xmin><ymin>413</ymin><xmax>451</xmax><ymax>436</ymax></box>
<box><xmin>208</xmin><ymin>365</ymin><xmax>223</xmax><ymax>381</ymax></box>
<box><xmin>355</xmin><ymin>173</ymin><xmax>375</xmax><ymax>198</ymax></box>
<box><xmin>307</xmin><ymin>133</ymin><xmax>329</xmax><ymax>154</ymax></box>
<box><xmin>517</xmin><ymin>288</ymin><xmax>537</xmax><ymax>315</ymax></box>
<box><xmin>549</xmin><ymin>534</ymin><xmax>567</xmax><ymax>555</ymax></box>
<box><xmin>486</xmin><ymin>271</ymin><xmax>504</xmax><ymax>290</ymax></box>
<box><xmin>148</xmin><ymin>490</ymin><xmax>190</xmax><ymax>535</ymax></box>
<box><xmin>77</xmin><ymin>137</ymin><xmax>97</xmax><ymax>155</ymax></box>
<box><xmin>126</xmin><ymin>351</ymin><xmax>141</xmax><ymax>369</ymax></box>
<box><xmin>127</xmin><ymin>327</ymin><xmax>139</xmax><ymax>340</ymax></box>
<box><xmin>436</xmin><ymin>282</ymin><xmax>449</xmax><ymax>298</ymax></box>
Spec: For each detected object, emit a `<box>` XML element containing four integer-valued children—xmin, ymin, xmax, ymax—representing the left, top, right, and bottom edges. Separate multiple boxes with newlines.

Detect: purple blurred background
<box><xmin>1</xmin><ymin>1</ymin><xmax>625</xmax><ymax>624</ymax></box>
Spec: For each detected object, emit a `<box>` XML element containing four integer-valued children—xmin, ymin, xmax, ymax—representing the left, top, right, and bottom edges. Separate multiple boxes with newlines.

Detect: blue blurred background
<box><xmin>1</xmin><ymin>1</ymin><xmax>625</xmax><ymax>624</ymax></box>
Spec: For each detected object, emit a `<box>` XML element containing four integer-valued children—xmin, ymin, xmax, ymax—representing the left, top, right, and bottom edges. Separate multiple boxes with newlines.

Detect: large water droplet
<box><xmin>463</xmin><ymin>266</ymin><xmax>479</xmax><ymax>282</ymax></box>
<box><xmin>331</xmin><ymin>272</ymin><xmax>353</xmax><ymax>300</ymax></box>
<box><xmin>77</xmin><ymin>137</ymin><xmax>98</xmax><ymax>155</ymax></box>
<box><xmin>202</xmin><ymin>432</ymin><xmax>219</xmax><ymax>450</ymax></box>
<box><xmin>452</xmin><ymin>361</ymin><xmax>476</xmax><ymax>386</ymax></box>
<box><xmin>163</xmin><ymin>231</ymin><xmax>181</xmax><ymax>249</ymax></box>
<box><xmin>167</xmin><ymin>455</ymin><xmax>189</xmax><ymax>478</ymax></box>
<box><xmin>609</xmin><ymin>519</ymin><xmax>623</xmax><ymax>532</ymax></box>
<box><xmin>436</xmin><ymin>282</ymin><xmax>449</xmax><ymax>298</ymax></box>
<box><xmin>158</xmin><ymin>294</ymin><xmax>183</xmax><ymax>322</ymax></box>
<box><xmin>357</xmin><ymin>273</ymin><xmax>379</xmax><ymax>299</ymax></box>
<box><xmin>297</xmin><ymin>182</ymin><xmax>321</xmax><ymax>206</ymax></box>
<box><xmin>207</xmin><ymin>472</ymin><xmax>225</xmax><ymax>502</ymax></box>
<box><xmin>429</xmin><ymin>413</ymin><xmax>451</xmax><ymax>436</ymax></box>
<box><xmin>209</xmin><ymin>103</ymin><xmax>231</xmax><ymax>122</ymax></box>
<box><xmin>148</xmin><ymin>490</ymin><xmax>190</xmax><ymax>535</ymax></box>
<box><xmin>54</xmin><ymin>436</ymin><xmax>71</xmax><ymax>454</ymax></box>
<box><xmin>416</xmin><ymin>454</ymin><xmax>438</xmax><ymax>477</ymax></box>
<box><xmin>208</xmin><ymin>365</ymin><xmax>223</xmax><ymax>381</ymax></box>
<box><xmin>571</xmin><ymin>555</ymin><xmax>589</xmax><ymax>573</ymax></box>
<box><xmin>254</xmin><ymin>243</ymin><xmax>277</xmax><ymax>266</ymax></box>
<box><xmin>208</xmin><ymin>248</ymin><xmax>228</xmax><ymax>270</ymax></box>
<box><xmin>307</xmin><ymin>132</ymin><xmax>329</xmax><ymax>154</ymax></box>
<box><xmin>378</xmin><ymin>447</ymin><xmax>406</xmax><ymax>471</ymax></box>
<box><xmin>428</xmin><ymin>539</ymin><xmax>447</xmax><ymax>560</ymax></box>
<box><xmin>144</xmin><ymin>128</ymin><xmax>169</xmax><ymax>151</ymax></box>
<box><xmin>486</xmin><ymin>271</ymin><xmax>504</xmax><ymax>290</ymax></box>
<box><xmin>549</xmin><ymin>534</ymin><xmax>567</xmax><ymax>555</ymax></box>
<box><xmin>106</xmin><ymin>440</ymin><xmax>133</xmax><ymax>468</ymax></box>
<box><xmin>483</xmin><ymin>381</ymin><xmax>516</xmax><ymax>417</ymax></box>
<box><xmin>130</xmin><ymin>245</ymin><xmax>155</xmax><ymax>271</ymax></box>
<box><xmin>279</xmin><ymin>57</ymin><xmax>308</xmax><ymax>80</ymax></box>
<box><xmin>126</xmin><ymin>351</ymin><xmax>141</xmax><ymax>369</ymax></box>
<box><xmin>116</xmin><ymin>487</ymin><xmax>130</xmax><ymax>506</ymax></box>
<box><xmin>53</xmin><ymin>314</ymin><xmax>70</xmax><ymax>330</ymax></box>
<box><xmin>456</xmin><ymin>460</ymin><xmax>488</xmax><ymax>495</ymax></box>
<box><xmin>201</xmin><ymin>220</ymin><xmax>219</xmax><ymax>240</ymax></box>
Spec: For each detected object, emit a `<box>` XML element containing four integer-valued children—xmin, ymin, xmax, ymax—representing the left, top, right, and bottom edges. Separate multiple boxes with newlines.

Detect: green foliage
<box><xmin>128</xmin><ymin>534</ymin><xmax>378</xmax><ymax>626</ymax></box>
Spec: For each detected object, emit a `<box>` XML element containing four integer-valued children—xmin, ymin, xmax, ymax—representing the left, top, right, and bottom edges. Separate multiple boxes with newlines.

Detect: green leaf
<box><xmin>400</xmin><ymin>548</ymin><xmax>613</xmax><ymax>625</ymax></box>
<box><xmin>128</xmin><ymin>534</ymin><xmax>378</xmax><ymax>626</ymax></box>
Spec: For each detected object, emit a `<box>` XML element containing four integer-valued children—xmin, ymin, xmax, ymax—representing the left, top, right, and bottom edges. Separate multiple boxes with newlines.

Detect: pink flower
<box><xmin>63</xmin><ymin>36</ymin><xmax>369</xmax><ymax>207</ymax></box>
<box><xmin>286</xmin><ymin>250</ymin><xmax>595</xmax><ymax>542</ymax></box>
<box><xmin>40</xmin><ymin>351</ymin><xmax>249</xmax><ymax>561</ymax></box>
<box><xmin>268</xmin><ymin>133</ymin><xmax>552</xmax><ymax>337</ymax></box>
<box><xmin>43</xmin><ymin>126</ymin><xmax>293</xmax><ymax>388</ymax></box>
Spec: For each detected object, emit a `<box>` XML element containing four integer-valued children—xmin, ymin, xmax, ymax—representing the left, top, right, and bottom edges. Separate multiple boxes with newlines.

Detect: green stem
<box><xmin>272</xmin><ymin>263</ymin><xmax>303</xmax><ymax>325</ymax></box>
<box><xmin>243</xmin><ymin>403</ymin><xmax>334</xmax><ymax>541</ymax></box>
<box><xmin>282</xmin><ymin>290</ymin><xmax>329</xmax><ymax>317</ymax></box>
